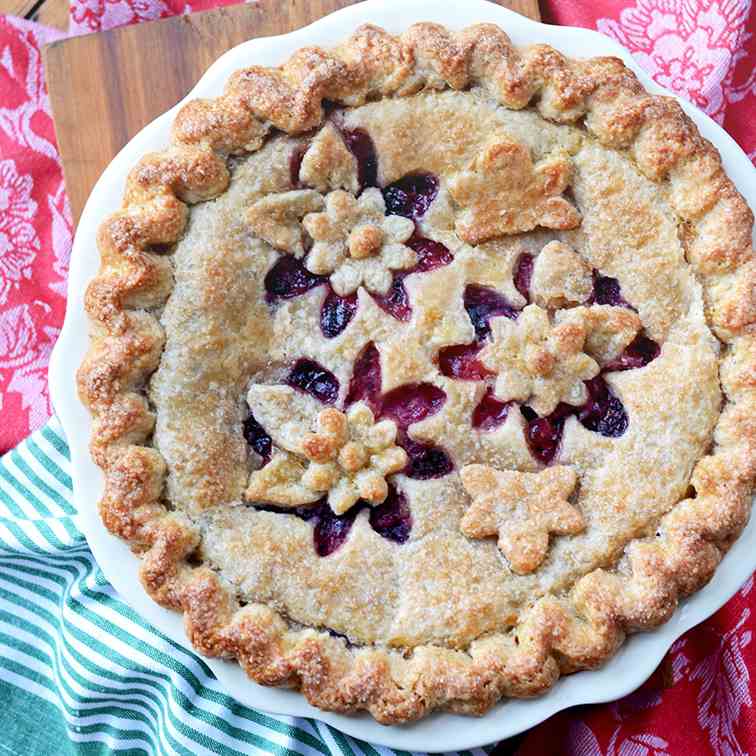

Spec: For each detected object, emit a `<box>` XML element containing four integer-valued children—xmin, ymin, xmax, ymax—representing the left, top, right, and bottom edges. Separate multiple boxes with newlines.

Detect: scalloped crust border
<box><xmin>76</xmin><ymin>22</ymin><xmax>756</xmax><ymax>723</ymax></box>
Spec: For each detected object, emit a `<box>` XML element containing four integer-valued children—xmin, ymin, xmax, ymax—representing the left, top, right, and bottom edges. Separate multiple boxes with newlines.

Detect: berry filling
<box><xmin>590</xmin><ymin>271</ymin><xmax>631</xmax><ymax>308</ymax></box>
<box><xmin>577</xmin><ymin>376</ymin><xmax>628</xmax><ymax>437</ymax></box>
<box><xmin>398</xmin><ymin>431</ymin><xmax>454</xmax><ymax>480</ymax></box>
<box><xmin>372</xmin><ymin>234</ymin><xmax>452</xmax><ymax>322</ymax></box>
<box><xmin>265</xmin><ymin>256</ymin><xmax>325</xmax><ymax>302</ymax></box>
<box><xmin>372</xmin><ymin>275</ymin><xmax>412</xmax><ymax>322</ymax></box>
<box><xmin>345</xmin><ymin>342</ymin><xmax>453</xmax><ymax>478</ymax></box>
<box><xmin>604</xmin><ymin>334</ymin><xmax>660</xmax><ymax>372</ymax></box>
<box><xmin>368</xmin><ymin>484</ymin><xmax>412</xmax><ymax>543</ymax></box>
<box><xmin>289</xmin><ymin>144</ymin><xmax>308</xmax><ymax>187</ymax></box>
<box><xmin>243</xmin><ymin>414</ymin><xmax>272</xmax><ymax>463</ymax></box>
<box><xmin>521</xmin><ymin>404</ymin><xmax>573</xmax><ymax>465</ymax></box>
<box><xmin>286</xmin><ymin>358</ymin><xmax>339</xmax><ymax>404</ymax></box>
<box><xmin>437</xmin><ymin>342</ymin><xmax>492</xmax><ymax>381</ymax></box>
<box><xmin>382</xmin><ymin>173</ymin><xmax>439</xmax><ymax>220</ymax></box>
<box><xmin>513</xmin><ymin>253</ymin><xmax>533</xmax><ymax>303</ymax></box>
<box><xmin>345</xmin><ymin>342</ymin><xmax>382</xmax><ymax>413</ymax></box>
<box><xmin>341</xmin><ymin>128</ymin><xmax>378</xmax><ymax>190</ymax></box>
<box><xmin>320</xmin><ymin>288</ymin><xmax>358</xmax><ymax>338</ymax></box>
<box><xmin>253</xmin><ymin>481</ymin><xmax>411</xmax><ymax>556</ymax></box>
<box><xmin>409</xmin><ymin>235</ymin><xmax>454</xmax><ymax>271</ymax></box>
<box><xmin>380</xmin><ymin>383</ymin><xmax>446</xmax><ymax>428</ymax></box>
<box><xmin>520</xmin><ymin>376</ymin><xmax>629</xmax><ymax>464</ymax></box>
<box><xmin>464</xmin><ymin>284</ymin><xmax>519</xmax><ymax>340</ymax></box>
<box><xmin>313</xmin><ymin>504</ymin><xmax>357</xmax><ymax>556</ymax></box>
<box><xmin>472</xmin><ymin>387</ymin><xmax>511</xmax><ymax>431</ymax></box>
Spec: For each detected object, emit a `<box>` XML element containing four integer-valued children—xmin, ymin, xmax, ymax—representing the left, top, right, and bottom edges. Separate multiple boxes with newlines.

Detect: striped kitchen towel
<box><xmin>0</xmin><ymin>417</ymin><xmax>493</xmax><ymax>755</ymax></box>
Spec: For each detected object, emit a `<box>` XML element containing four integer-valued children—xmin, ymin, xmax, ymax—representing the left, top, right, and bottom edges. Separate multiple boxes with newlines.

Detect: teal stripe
<box><xmin>26</xmin><ymin>436</ymin><xmax>73</xmax><ymax>492</ymax></box>
<box><xmin>0</xmin><ymin>463</ymin><xmax>53</xmax><ymax>518</ymax></box>
<box><xmin>40</xmin><ymin>424</ymin><xmax>71</xmax><ymax>459</ymax></box>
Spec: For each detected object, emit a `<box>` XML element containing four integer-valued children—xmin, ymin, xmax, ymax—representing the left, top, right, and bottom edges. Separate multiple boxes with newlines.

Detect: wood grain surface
<box><xmin>43</xmin><ymin>0</ymin><xmax>540</xmax><ymax>223</ymax></box>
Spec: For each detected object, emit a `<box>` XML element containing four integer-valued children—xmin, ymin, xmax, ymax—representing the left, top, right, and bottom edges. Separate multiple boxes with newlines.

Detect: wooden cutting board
<box><xmin>42</xmin><ymin>0</ymin><xmax>540</xmax><ymax>223</ymax></box>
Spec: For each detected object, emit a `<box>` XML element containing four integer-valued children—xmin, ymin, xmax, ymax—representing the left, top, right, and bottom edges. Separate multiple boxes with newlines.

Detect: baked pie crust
<box><xmin>77</xmin><ymin>22</ymin><xmax>756</xmax><ymax>723</ymax></box>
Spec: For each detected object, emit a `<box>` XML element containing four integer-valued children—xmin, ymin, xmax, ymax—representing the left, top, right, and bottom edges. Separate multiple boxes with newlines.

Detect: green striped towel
<box><xmin>0</xmin><ymin>417</ymin><xmax>496</xmax><ymax>755</ymax></box>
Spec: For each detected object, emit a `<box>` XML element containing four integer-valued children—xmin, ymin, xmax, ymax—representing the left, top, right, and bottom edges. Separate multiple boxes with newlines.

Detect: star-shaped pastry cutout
<box><xmin>459</xmin><ymin>464</ymin><xmax>583</xmax><ymax>574</ymax></box>
<box><xmin>447</xmin><ymin>136</ymin><xmax>581</xmax><ymax>245</ymax></box>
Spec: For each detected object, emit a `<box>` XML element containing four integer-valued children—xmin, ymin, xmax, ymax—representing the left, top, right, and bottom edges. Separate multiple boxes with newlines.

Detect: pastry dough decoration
<box><xmin>460</xmin><ymin>464</ymin><xmax>582</xmax><ymax>573</ymax></box>
<box><xmin>530</xmin><ymin>241</ymin><xmax>593</xmax><ymax>309</ymax></box>
<box><xmin>245</xmin><ymin>385</ymin><xmax>407</xmax><ymax>514</ymax></box>
<box><xmin>246</xmin><ymin>189</ymin><xmax>324</xmax><ymax>256</ymax></box>
<box><xmin>299</xmin><ymin>122</ymin><xmax>360</xmax><ymax>193</ymax></box>
<box><xmin>479</xmin><ymin>303</ymin><xmax>643</xmax><ymax>415</ymax></box>
<box><xmin>303</xmin><ymin>188</ymin><xmax>416</xmax><ymax>296</ymax></box>
<box><xmin>447</xmin><ymin>136</ymin><xmax>582</xmax><ymax>245</ymax></box>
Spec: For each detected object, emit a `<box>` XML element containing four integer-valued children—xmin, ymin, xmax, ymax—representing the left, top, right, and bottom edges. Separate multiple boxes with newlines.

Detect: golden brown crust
<box><xmin>77</xmin><ymin>21</ymin><xmax>755</xmax><ymax>723</ymax></box>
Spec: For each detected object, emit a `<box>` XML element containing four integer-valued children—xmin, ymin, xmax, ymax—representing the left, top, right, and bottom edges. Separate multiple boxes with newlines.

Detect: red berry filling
<box><xmin>372</xmin><ymin>234</ymin><xmax>453</xmax><ymax>322</ymax></box>
<box><xmin>289</xmin><ymin>143</ymin><xmax>308</xmax><ymax>187</ymax></box>
<box><xmin>472</xmin><ymin>387</ymin><xmax>511</xmax><ymax>431</ymax></box>
<box><xmin>372</xmin><ymin>275</ymin><xmax>412</xmax><ymax>322</ymax></box>
<box><xmin>520</xmin><ymin>404</ymin><xmax>572</xmax><ymax>465</ymax></box>
<box><xmin>464</xmin><ymin>284</ymin><xmax>518</xmax><ymax>340</ymax></box>
<box><xmin>380</xmin><ymin>383</ymin><xmax>446</xmax><ymax>428</ymax></box>
<box><xmin>345</xmin><ymin>342</ymin><xmax>382</xmax><ymax>413</ymax></box>
<box><xmin>520</xmin><ymin>376</ymin><xmax>629</xmax><ymax>464</ymax></box>
<box><xmin>368</xmin><ymin>484</ymin><xmax>412</xmax><ymax>543</ymax></box>
<box><xmin>382</xmin><ymin>173</ymin><xmax>439</xmax><ymax>220</ymax></box>
<box><xmin>243</xmin><ymin>414</ymin><xmax>272</xmax><ymax>463</ymax></box>
<box><xmin>341</xmin><ymin>128</ymin><xmax>378</xmax><ymax>190</ymax></box>
<box><xmin>514</xmin><ymin>253</ymin><xmax>534</xmax><ymax>302</ymax></box>
<box><xmin>253</xmin><ymin>481</ymin><xmax>411</xmax><ymax>556</ymax></box>
<box><xmin>604</xmin><ymin>334</ymin><xmax>660</xmax><ymax>372</ymax></box>
<box><xmin>265</xmin><ymin>256</ymin><xmax>325</xmax><ymax>302</ymax></box>
<box><xmin>320</xmin><ymin>287</ymin><xmax>358</xmax><ymax>338</ymax></box>
<box><xmin>437</xmin><ymin>343</ymin><xmax>492</xmax><ymax>381</ymax></box>
<box><xmin>345</xmin><ymin>342</ymin><xmax>453</xmax><ymax>479</ymax></box>
<box><xmin>286</xmin><ymin>358</ymin><xmax>339</xmax><ymax>404</ymax></box>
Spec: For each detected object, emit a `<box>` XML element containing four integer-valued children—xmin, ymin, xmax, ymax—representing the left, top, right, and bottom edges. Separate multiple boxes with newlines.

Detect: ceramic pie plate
<box><xmin>49</xmin><ymin>0</ymin><xmax>756</xmax><ymax>750</ymax></box>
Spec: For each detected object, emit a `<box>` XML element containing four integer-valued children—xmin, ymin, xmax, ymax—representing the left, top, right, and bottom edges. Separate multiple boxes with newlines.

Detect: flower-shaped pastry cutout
<box><xmin>245</xmin><ymin>384</ymin><xmax>408</xmax><ymax>515</ymax></box>
<box><xmin>247</xmin><ymin>189</ymin><xmax>324</xmax><ymax>256</ymax></box>
<box><xmin>447</xmin><ymin>137</ymin><xmax>581</xmax><ymax>245</ymax></box>
<box><xmin>480</xmin><ymin>304</ymin><xmax>600</xmax><ymax>416</ymax></box>
<box><xmin>460</xmin><ymin>464</ymin><xmax>583</xmax><ymax>573</ymax></box>
<box><xmin>302</xmin><ymin>188</ymin><xmax>417</xmax><ymax>296</ymax></box>
<box><xmin>530</xmin><ymin>241</ymin><xmax>593</xmax><ymax>309</ymax></box>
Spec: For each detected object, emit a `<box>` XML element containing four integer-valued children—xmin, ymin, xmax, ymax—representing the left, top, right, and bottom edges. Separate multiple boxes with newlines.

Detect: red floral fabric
<box><xmin>0</xmin><ymin>1</ymin><xmax>754</xmax><ymax>752</ymax></box>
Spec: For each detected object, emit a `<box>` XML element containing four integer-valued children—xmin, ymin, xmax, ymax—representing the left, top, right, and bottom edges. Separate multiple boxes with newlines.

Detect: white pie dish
<box><xmin>48</xmin><ymin>0</ymin><xmax>756</xmax><ymax>750</ymax></box>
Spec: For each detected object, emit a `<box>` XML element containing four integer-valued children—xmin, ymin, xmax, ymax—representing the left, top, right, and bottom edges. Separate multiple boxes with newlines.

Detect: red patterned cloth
<box><xmin>0</xmin><ymin>1</ymin><xmax>754</xmax><ymax>752</ymax></box>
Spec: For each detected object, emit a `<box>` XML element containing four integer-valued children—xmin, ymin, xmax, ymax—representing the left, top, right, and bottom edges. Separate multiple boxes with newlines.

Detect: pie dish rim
<box><xmin>50</xmin><ymin>0</ymin><xmax>756</xmax><ymax>748</ymax></box>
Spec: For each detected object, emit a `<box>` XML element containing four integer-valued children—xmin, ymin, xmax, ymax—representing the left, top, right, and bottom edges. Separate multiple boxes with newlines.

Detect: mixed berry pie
<box><xmin>77</xmin><ymin>22</ymin><xmax>756</xmax><ymax>723</ymax></box>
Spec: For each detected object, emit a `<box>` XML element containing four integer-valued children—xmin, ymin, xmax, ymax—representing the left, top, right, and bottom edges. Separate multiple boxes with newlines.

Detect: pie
<box><xmin>77</xmin><ymin>21</ymin><xmax>756</xmax><ymax>723</ymax></box>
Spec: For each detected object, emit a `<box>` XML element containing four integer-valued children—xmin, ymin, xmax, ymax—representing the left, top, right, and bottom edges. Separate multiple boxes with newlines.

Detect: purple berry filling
<box><xmin>320</xmin><ymin>288</ymin><xmax>358</xmax><ymax>338</ymax></box>
<box><xmin>341</xmin><ymin>128</ymin><xmax>378</xmax><ymax>190</ymax></box>
<box><xmin>464</xmin><ymin>284</ymin><xmax>518</xmax><ymax>340</ymax></box>
<box><xmin>242</xmin><ymin>414</ymin><xmax>272</xmax><ymax>463</ymax></box>
<box><xmin>382</xmin><ymin>173</ymin><xmax>439</xmax><ymax>220</ymax></box>
<box><xmin>514</xmin><ymin>253</ymin><xmax>533</xmax><ymax>303</ymax></box>
<box><xmin>286</xmin><ymin>358</ymin><xmax>339</xmax><ymax>404</ymax></box>
<box><xmin>265</xmin><ymin>256</ymin><xmax>325</xmax><ymax>302</ymax></box>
